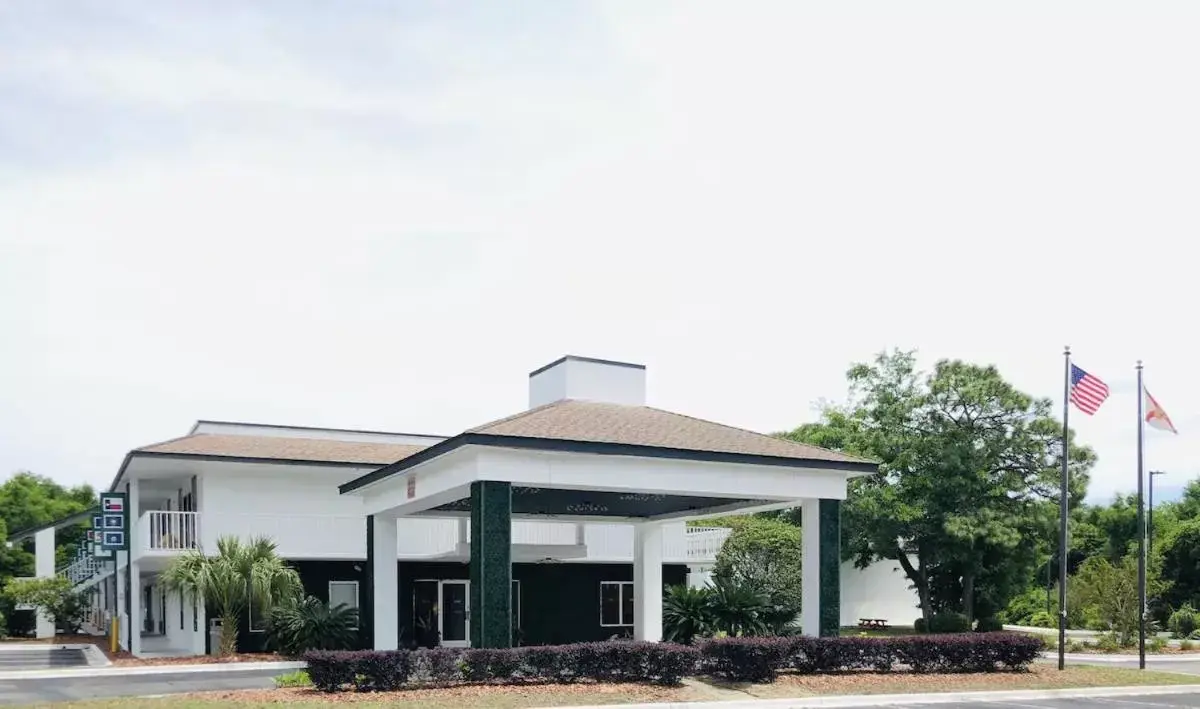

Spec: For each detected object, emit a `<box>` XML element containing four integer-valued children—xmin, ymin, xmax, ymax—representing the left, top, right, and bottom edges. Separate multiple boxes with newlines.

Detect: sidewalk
<box><xmin>1008</xmin><ymin>624</ymin><xmax>1186</xmax><ymax>646</ymax></box>
<box><xmin>559</xmin><ymin>684</ymin><xmax>1200</xmax><ymax>708</ymax></box>
<box><xmin>0</xmin><ymin>659</ymin><xmax>306</xmax><ymax>681</ymax></box>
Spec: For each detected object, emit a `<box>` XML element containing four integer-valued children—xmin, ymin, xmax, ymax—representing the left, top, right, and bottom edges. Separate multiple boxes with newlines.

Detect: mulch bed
<box><xmin>735</xmin><ymin>665</ymin><xmax>1188</xmax><ymax>698</ymax></box>
<box><xmin>182</xmin><ymin>682</ymin><xmax>696</xmax><ymax>705</ymax></box>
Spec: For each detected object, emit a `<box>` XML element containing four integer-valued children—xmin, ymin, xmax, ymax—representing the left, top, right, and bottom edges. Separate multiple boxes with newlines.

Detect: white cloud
<box><xmin>2</xmin><ymin>1</ymin><xmax>1199</xmax><ymax>502</ymax></box>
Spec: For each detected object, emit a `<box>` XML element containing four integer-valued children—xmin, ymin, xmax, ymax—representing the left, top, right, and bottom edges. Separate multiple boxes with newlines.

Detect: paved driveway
<box><xmin>0</xmin><ymin>669</ymin><xmax>279</xmax><ymax>705</ymax></box>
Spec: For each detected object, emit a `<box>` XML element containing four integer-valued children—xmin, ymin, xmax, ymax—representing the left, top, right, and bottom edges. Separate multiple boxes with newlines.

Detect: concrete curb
<box><xmin>558</xmin><ymin>684</ymin><xmax>1200</xmax><ymax>708</ymax></box>
<box><xmin>1046</xmin><ymin>651</ymin><xmax>1200</xmax><ymax>663</ymax></box>
<box><xmin>0</xmin><ymin>660</ymin><xmax>306</xmax><ymax>680</ymax></box>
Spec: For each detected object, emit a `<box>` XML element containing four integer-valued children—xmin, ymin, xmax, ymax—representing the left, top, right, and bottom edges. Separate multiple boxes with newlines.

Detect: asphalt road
<box><xmin>0</xmin><ymin>669</ymin><xmax>280</xmax><ymax>705</ymax></box>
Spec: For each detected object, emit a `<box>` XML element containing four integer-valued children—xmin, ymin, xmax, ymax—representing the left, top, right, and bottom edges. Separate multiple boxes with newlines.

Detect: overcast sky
<box><xmin>1</xmin><ymin>1</ymin><xmax>1196</xmax><ymax>504</ymax></box>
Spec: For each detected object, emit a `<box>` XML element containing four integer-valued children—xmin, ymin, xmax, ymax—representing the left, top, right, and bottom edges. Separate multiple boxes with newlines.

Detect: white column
<box><xmin>373</xmin><ymin>515</ymin><xmax>399</xmax><ymax>650</ymax></box>
<box><xmin>34</xmin><ymin>528</ymin><xmax>55</xmax><ymax>638</ymax></box>
<box><xmin>801</xmin><ymin>498</ymin><xmax>821</xmax><ymax>637</ymax></box>
<box><xmin>128</xmin><ymin>478</ymin><xmax>142</xmax><ymax>656</ymax></box>
<box><xmin>633</xmin><ymin>523</ymin><xmax>664</xmax><ymax>642</ymax></box>
<box><xmin>190</xmin><ymin>592</ymin><xmax>208</xmax><ymax>656</ymax></box>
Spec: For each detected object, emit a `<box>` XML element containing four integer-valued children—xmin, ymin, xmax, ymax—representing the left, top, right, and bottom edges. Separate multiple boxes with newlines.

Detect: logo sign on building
<box><xmin>407</xmin><ymin>474</ymin><xmax>417</xmax><ymax>500</ymax></box>
<box><xmin>98</xmin><ymin>493</ymin><xmax>128</xmax><ymax>551</ymax></box>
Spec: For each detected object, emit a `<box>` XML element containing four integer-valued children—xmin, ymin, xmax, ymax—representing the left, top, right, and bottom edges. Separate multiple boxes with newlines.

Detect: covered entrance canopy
<box><xmin>341</xmin><ymin>356</ymin><xmax>877</xmax><ymax>650</ymax></box>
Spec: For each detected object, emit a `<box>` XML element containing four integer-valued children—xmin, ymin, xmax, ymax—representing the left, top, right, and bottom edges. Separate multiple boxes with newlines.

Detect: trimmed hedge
<box><xmin>699</xmin><ymin>633</ymin><xmax>1042</xmax><ymax>683</ymax></box>
<box><xmin>304</xmin><ymin>642</ymin><xmax>700</xmax><ymax>692</ymax></box>
<box><xmin>305</xmin><ymin>633</ymin><xmax>1041</xmax><ymax>692</ymax></box>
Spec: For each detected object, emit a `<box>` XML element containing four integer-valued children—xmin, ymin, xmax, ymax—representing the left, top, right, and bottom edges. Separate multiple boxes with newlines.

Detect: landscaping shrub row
<box><xmin>305</xmin><ymin>642</ymin><xmax>699</xmax><ymax>692</ymax></box>
<box><xmin>305</xmin><ymin>633</ymin><xmax>1042</xmax><ymax>692</ymax></box>
<box><xmin>702</xmin><ymin>633</ymin><xmax>1044</xmax><ymax>683</ymax></box>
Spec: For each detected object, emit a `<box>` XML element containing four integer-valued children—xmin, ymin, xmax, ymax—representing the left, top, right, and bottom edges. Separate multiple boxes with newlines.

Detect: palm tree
<box><xmin>160</xmin><ymin>536</ymin><xmax>302</xmax><ymax>656</ymax></box>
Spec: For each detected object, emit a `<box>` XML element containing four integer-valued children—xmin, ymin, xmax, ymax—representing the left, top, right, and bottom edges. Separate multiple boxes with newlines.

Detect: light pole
<box><xmin>1150</xmin><ymin>470</ymin><xmax>1166</xmax><ymax>558</ymax></box>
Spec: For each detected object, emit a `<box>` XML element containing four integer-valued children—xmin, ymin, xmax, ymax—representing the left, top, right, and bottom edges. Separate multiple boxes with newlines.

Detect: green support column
<box><xmin>470</xmin><ymin>481</ymin><xmax>512</xmax><ymax>648</ymax></box>
<box><xmin>819</xmin><ymin>499</ymin><xmax>841</xmax><ymax>637</ymax></box>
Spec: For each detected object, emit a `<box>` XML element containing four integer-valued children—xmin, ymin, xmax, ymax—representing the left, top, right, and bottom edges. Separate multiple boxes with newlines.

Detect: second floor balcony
<box><xmin>135</xmin><ymin>510</ymin><xmax>731</xmax><ymax>565</ymax></box>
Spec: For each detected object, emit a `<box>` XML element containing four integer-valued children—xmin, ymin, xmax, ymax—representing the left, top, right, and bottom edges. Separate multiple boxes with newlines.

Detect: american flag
<box><xmin>1070</xmin><ymin>364</ymin><xmax>1110</xmax><ymax>415</ymax></box>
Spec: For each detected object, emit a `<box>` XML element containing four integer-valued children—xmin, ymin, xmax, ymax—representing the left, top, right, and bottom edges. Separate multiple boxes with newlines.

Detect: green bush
<box><xmin>928</xmin><ymin>611</ymin><xmax>971</xmax><ymax>634</ymax></box>
<box><xmin>0</xmin><ymin>608</ymin><xmax>6</xmax><ymax>638</ymax></box>
<box><xmin>267</xmin><ymin>596</ymin><xmax>359</xmax><ymax>656</ymax></box>
<box><xmin>1029</xmin><ymin>611</ymin><xmax>1056</xmax><ymax>628</ymax></box>
<box><xmin>707</xmin><ymin>578</ymin><xmax>773</xmax><ymax>637</ymax></box>
<box><xmin>975</xmin><ymin>617</ymin><xmax>1003</xmax><ymax>633</ymax></box>
<box><xmin>711</xmin><ymin>518</ymin><xmax>802</xmax><ymax>612</ymax></box>
<box><xmin>663</xmin><ymin>586</ymin><xmax>715</xmax><ymax>644</ymax></box>
<box><xmin>273</xmin><ymin>670</ymin><xmax>312</xmax><ymax>688</ymax></box>
<box><xmin>1180</xmin><ymin>639</ymin><xmax>1195</xmax><ymax>651</ymax></box>
<box><xmin>2</xmin><ymin>577</ymin><xmax>90</xmax><ymax>634</ymax></box>
<box><xmin>1094</xmin><ymin>633</ymin><xmax>1122</xmax><ymax>653</ymax></box>
<box><xmin>1148</xmin><ymin>636</ymin><xmax>1168</xmax><ymax>653</ymax></box>
<box><xmin>913</xmin><ymin>618</ymin><xmax>927</xmax><ymax>634</ymax></box>
<box><xmin>1168</xmin><ymin>605</ymin><xmax>1199</xmax><ymax>639</ymax></box>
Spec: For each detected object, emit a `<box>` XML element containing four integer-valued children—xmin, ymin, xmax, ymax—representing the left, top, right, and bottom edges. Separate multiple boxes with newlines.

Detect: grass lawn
<box><xmin>21</xmin><ymin>666</ymin><xmax>1200</xmax><ymax>708</ymax></box>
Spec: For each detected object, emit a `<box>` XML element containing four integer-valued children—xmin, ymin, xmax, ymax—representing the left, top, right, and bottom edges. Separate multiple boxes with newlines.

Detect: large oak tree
<box><xmin>781</xmin><ymin>350</ymin><xmax>1095</xmax><ymax>622</ymax></box>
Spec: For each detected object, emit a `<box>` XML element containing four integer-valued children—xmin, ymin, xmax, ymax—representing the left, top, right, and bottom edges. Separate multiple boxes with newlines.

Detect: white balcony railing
<box><xmin>685</xmin><ymin>526</ymin><xmax>732</xmax><ymax>562</ymax></box>
<box><xmin>142</xmin><ymin>511</ymin><xmax>201</xmax><ymax>553</ymax></box>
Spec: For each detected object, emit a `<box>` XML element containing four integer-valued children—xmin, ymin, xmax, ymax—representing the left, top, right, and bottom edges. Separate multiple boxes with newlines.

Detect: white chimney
<box><xmin>528</xmin><ymin>355</ymin><xmax>647</xmax><ymax>409</ymax></box>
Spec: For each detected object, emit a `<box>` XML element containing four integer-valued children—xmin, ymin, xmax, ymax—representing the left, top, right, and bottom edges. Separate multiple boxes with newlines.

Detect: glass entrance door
<box><xmin>440</xmin><ymin>581</ymin><xmax>469</xmax><ymax>647</ymax></box>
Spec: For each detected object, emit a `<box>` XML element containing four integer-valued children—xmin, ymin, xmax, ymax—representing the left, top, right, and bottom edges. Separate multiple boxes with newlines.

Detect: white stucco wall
<box><xmin>839</xmin><ymin>557</ymin><xmax>920</xmax><ymax>627</ymax></box>
<box><xmin>177</xmin><ymin>467</ymin><xmax>700</xmax><ymax>563</ymax></box>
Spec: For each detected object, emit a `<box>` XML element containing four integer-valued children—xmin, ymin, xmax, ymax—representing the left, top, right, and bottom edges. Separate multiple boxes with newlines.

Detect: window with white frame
<box><xmin>329</xmin><ymin>580</ymin><xmax>360</xmax><ymax>629</ymax></box>
<box><xmin>600</xmin><ymin>581</ymin><xmax>634</xmax><ymax>627</ymax></box>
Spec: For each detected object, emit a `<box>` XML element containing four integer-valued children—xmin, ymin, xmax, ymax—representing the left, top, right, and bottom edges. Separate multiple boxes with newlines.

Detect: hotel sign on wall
<box><xmin>95</xmin><ymin>492</ymin><xmax>129</xmax><ymax>553</ymax></box>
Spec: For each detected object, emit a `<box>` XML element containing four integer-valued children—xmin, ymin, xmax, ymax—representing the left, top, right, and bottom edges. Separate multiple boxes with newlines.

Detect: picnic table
<box><xmin>858</xmin><ymin>618</ymin><xmax>890</xmax><ymax>629</ymax></box>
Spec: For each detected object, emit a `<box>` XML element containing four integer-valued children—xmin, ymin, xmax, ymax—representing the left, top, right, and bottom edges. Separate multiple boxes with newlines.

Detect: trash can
<box><xmin>208</xmin><ymin>618</ymin><xmax>223</xmax><ymax>656</ymax></box>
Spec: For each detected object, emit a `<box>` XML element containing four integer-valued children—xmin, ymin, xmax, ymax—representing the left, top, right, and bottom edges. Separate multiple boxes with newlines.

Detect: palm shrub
<box><xmin>663</xmin><ymin>585</ymin><xmax>714</xmax><ymax>644</ymax></box>
<box><xmin>160</xmin><ymin>536</ymin><xmax>302</xmax><ymax>656</ymax></box>
<box><xmin>707</xmin><ymin>577</ymin><xmax>771</xmax><ymax>637</ymax></box>
<box><xmin>268</xmin><ymin>595</ymin><xmax>359</xmax><ymax>656</ymax></box>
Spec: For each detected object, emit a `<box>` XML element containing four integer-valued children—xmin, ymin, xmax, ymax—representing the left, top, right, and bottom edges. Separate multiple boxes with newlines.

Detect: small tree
<box><xmin>160</xmin><ymin>536</ymin><xmax>301</xmax><ymax>656</ymax></box>
<box><xmin>2</xmin><ymin>576</ymin><xmax>90</xmax><ymax>634</ymax></box>
<box><xmin>711</xmin><ymin>517</ymin><xmax>802</xmax><ymax>613</ymax></box>
<box><xmin>1073</xmin><ymin>555</ymin><xmax>1167</xmax><ymax>645</ymax></box>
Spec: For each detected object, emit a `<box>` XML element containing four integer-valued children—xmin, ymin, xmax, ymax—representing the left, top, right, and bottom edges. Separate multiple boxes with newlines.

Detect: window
<box><xmin>600</xmin><ymin>581</ymin><xmax>634</xmax><ymax>627</ymax></box>
<box><xmin>329</xmin><ymin>581</ymin><xmax>360</xmax><ymax>629</ymax></box>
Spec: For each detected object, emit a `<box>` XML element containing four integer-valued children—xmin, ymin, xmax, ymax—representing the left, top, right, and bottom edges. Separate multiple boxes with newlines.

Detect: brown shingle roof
<box><xmin>137</xmin><ymin>434</ymin><xmax>426</xmax><ymax>466</ymax></box>
<box><xmin>469</xmin><ymin>400</ymin><xmax>872</xmax><ymax>465</ymax></box>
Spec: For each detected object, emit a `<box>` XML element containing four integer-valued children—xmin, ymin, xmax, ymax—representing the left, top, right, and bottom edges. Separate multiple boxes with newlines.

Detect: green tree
<box><xmin>1073</xmin><ymin>554</ymin><xmax>1167</xmax><ymax>644</ymax></box>
<box><xmin>0</xmin><ymin>472</ymin><xmax>97</xmax><ymax>582</ymax></box>
<box><xmin>780</xmin><ymin>350</ymin><xmax>1096</xmax><ymax>623</ymax></box>
<box><xmin>1160</xmin><ymin>519</ymin><xmax>1200</xmax><ymax>612</ymax></box>
<box><xmin>160</xmin><ymin>536</ymin><xmax>302</xmax><ymax>656</ymax></box>
<box><xmin>2</xmin><ymin>576</ymin><xmax>91</xmax><ymax>634</ymax></box>
<box><xmin>710</xmin><ymin>516</ymin><xmax>802</xmax><ymax>613</ymax></box>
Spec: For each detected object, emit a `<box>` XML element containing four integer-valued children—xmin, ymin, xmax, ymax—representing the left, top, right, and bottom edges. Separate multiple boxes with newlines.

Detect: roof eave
<box><xmin>339</xmin><ymin>433</ymin><xmax>880</xmax><ymax>495</ymax></box>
